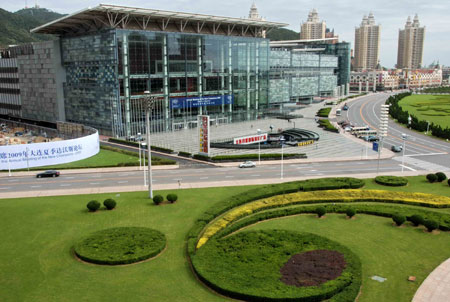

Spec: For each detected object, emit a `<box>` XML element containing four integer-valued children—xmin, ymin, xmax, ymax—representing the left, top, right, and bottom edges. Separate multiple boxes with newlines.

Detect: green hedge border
<box><xmin>108</xmin><ymin>138</ymin><xmax>175</xmax><ymax>153</ymax></box>
<box><xmin>374</xmin><ymin>176</ymin><xmax>408</xmax><ymax>187</ymax></box>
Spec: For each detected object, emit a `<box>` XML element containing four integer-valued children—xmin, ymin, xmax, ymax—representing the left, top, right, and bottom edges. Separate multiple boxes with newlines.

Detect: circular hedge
<box><xmin>74</xmin><ymin>227</ymin><xmax>166</xmax><ymax>265</ymax></box>
<box><xmin>192</xmin><ymin>230</ymin><xmax>361</xmax><ymax>302</ymax></box>
<box><xmin>375</xmin><ymin>176</ymin><xmax>408</xmax><ymax>187</ymax></box>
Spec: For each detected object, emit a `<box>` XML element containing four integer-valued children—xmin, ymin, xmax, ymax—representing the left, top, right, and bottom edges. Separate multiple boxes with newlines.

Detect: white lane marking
<box><xmin>30</xmin><ymin>185</ymin><xmax>42</xmax><ymax>188</ymax></box>
<box><xmin>0</xmin><ymin>187</ymin><xmax>11</xmax><ymax>190</ymax></box>
<box><xmin>90</xmin><ymin>175</ymin><xmax>101</xmax><ymax>178</ymax></box>
<box><xmin>356</xmin><ymin>162</ymin><xmax>365</xmax><ymax>164</ymax></box>
<box><xmin>310</xmin><ymin>169</ymin><xmax>317</xmax><ymax>171</ymax></box>
<box><xmin>199</xmin><ymin>177</ymin><xmax>209</xmax><ymax>180</ymax></box>
<box><xmin>65</xmin><ymin>177</ymin><xmax>75</xmax><ymax>179</ymax></box>
<box><xmin>118</xmin><ymin>181</ymin><xmax>129</xmax><ymax>184</ymax></box>
<box><xmin>251</xmin><ymin>174</ymin><xmax>261</xmax><ymax>177</ymax></box>
<box><xmin>225</xmin><ymin>175</ymin><xmax>234</xmax><ymax>178</ymax></box>
<box><xmin>405</xmin><ymin>152</ymin><xmax>447</xmax><ymax>157</ymax></box>
<box><xmin>60</xmin><ymin>184</ymin><xmax>71</xmax><ymax>187</ymax></box>
<box><xmin>266</xmin><ymin>167</ymin><xmax>277</xmax><ymax>170</ymax></box>
<box><xmin>7</xmin><ymin>179</ymin><xmax>18</xmax><ymax>182</ymax></box>
<box><xmin>399</xmin><ymin>164</ymin><xmax>416</xmax><ymax>171</ymax></box>
<box><xmin>89</xmin><ymin>182</ymin><xmax>100</xmax><ymax>185</ymax></box>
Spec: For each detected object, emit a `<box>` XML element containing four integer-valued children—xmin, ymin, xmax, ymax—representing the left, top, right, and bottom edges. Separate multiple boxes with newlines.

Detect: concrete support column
<box><xmin>366</xmin><ymin>81</ymin><xmax>369</xmax><ymax>92</ymax></box>
<box><xmin>359</xmin><ymin>81</ymin><xmax>362</xmax><ymax>93</ymax></box>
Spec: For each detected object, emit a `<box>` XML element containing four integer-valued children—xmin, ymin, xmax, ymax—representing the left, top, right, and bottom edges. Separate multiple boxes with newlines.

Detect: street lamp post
<box><xmin>401</xmin><ymin>133</ymin><xmax>408</xmax><ymax>173</ymax></box>
<box><xmin>5</xmin><ymin>137</ymin><xmax>11</xmax><ymax>177</ymax></box>
<box><xmin>143</xmin><ymin>91</ymin><xmax>158</xmax><ymax>199</ymax></box>
<box><xmin>141</xmin><ymin>142</ymin><xmax>147</xmax><ymax>186</ymax></box>
<box><xmin>257</xmin><ymin>128</ymin><xmax>261</xmax><ymax>165</ymax></box>
<box><xmin>137</xmin><ymin>132</ymin><xmax>142</xmax><ymax>170</ymax></box>
<box><xmin>280</xmin><ymin>137</ymin><xmax>285</xmax><ymax>179</ymax></box>
<box><xmin>376</xmin><ymin>104</ymin><xmax>390</xmax><ymax>174</ymax></box>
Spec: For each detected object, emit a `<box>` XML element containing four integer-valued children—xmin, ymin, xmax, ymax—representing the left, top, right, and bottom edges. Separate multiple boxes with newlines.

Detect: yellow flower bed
<box><xmin>196</xmin><ymin>190</ymin><xmax>450</xmax><ymax>249</ymax></box>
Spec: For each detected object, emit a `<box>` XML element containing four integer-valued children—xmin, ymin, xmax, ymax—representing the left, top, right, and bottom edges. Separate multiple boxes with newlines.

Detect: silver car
<box><xmin>239</xmin><ymin>161</ymin><xmax>256</xmax><ymax>168</ymax></box>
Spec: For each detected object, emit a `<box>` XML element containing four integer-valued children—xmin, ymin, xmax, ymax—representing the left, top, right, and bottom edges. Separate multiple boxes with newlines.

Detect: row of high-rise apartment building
<box><xmin>353</xmin><ymin>13</ymin><xmax>426</xmax><ymax>71</ymax></box>
<box><xmin>299</xmin><ymin>9</ymin><xmax>326</xmax><ymax>40</ymax></box>
<box><xmin>397</xmin><ymin>14</ymin><xmax>425</xmax><ymax>69</ymax></box>
<box><xmin>353</xmin><ymin>13</ymin><xmax>380</xmax><ymax>71</ymax></box>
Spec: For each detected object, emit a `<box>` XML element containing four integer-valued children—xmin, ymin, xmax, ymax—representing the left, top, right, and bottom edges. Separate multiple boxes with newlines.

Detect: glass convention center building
<box><xmin>30</xmin><ymin>4</ymin><xmax>287</xmax><ymax>137</ymax></box>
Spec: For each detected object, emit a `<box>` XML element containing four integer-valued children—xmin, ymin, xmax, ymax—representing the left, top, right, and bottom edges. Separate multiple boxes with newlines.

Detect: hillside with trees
<box><xmin>266</xmin><ymin>28</ymin><xmax>299</xmax><ymax>41</ymax></box>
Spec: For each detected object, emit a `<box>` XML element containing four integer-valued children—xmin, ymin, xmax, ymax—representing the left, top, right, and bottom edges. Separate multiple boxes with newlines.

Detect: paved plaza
<box><xmin>149</xmin><ymin>100</ymin><xmax>379</xmax><ymax>159</ymax></box>
<box><xmin>413</xmin><ymin>258</ymin><xmax>450</xmax><ymax>302</ymax></box>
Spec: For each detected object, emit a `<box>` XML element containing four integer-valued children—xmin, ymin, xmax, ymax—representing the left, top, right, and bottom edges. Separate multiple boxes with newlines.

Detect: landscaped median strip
<box><xmin>196</xmin><ymin>189</ymin><xmax>450</xmax><ymax>248</ymax></box>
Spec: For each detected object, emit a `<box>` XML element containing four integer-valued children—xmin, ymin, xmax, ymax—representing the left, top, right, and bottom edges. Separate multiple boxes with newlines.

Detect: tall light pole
<box><xmin>5</xmin><ymin>137</ymin><xmax>11</xmax><ymax>177</ymax></box>
<box><xmin>257</xmin><ymin>128</ymin><xmax>261</xmax><ymax>165</ymax></box>
<box><xmin>401</xmin><ymin>133</ymin><xmax>408</xmax><ymax>173</ymax></box>
<box><xmin>280</xmin><ymin>137</ymin><xmax>285</xmax><ymax>179</ymax></box>
<box><xmin>137</xmin><ymin>132</ymin><xmax>142</xmax><ymax>170</ymax></box>
<box><xmin>143</xmin><ymin>91</ymin><xmax>157</xmax><ymax>199</ymax></box>
<box><xmin>141</xmin><ymin>142</ymin><xmax>147</xmax><ymax>186</ymax></box>
<box><xmin>377</xmin><ymin>104</ymin><xmax>389</xmax><ymax>174</ymax></box>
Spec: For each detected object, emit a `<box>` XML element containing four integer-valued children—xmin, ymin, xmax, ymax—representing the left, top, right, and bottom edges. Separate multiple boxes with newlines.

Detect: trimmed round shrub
<box><xmin>375</xmin><ymin>175</ymin><xmax>408</xmax><ymax>187</ymax></box>
<box><xmin>409</xmin><ymin>214</ymin><xmax>424</xmax><ymax>227</ymax></box>
<box><xmin>166</xmin><ymin>193</ymin><xmax>178</xmax><ymax>203</ymax></box>
<box><xmin>103</xmin><ymin>199</ymin><xmax>116</xmax><ymax>210</ymax></box>
<box><xmin>435</xmin><ymin>172</ymin><xmax>447</xmax><ymax>182</ymax></box>
<box><xmin>423</xmin><ymin>220</ymin><xmax>439</xmax><ymax>232</ymax></box>
<box><xmin>316</xmin><ymin>206</ymin><xmax>326</xmax><ymax>218</ymax></box>
<box><xmin>87</xmin><ymin>200</ymin><xmax>100</xmax><ymax>212</ymax></box>
<box><xmin>448</xmin><ymin>178</ymin><xmax>450</xmax><ymax>186</ymax></box>
<box><xmin>392</xmin><ymin>214</ymin><xmax>406</xmax><ymax>226</ymax></box>
<box><xmin>346</xmin><ymin>208</ymin><xmax>356</xmax><ymax>218</ymax></box>
<box><xmin>74</xmin><ymin>227</ymin><xmax>166</xmax><ymax>265</ymax></box>
<box><xmin>153</xmin><ymin>195</ymin><xmax>164</xmax><ymax>205</ymax></box>
<box><xmin>426</xmin><ymin>173</ymin><xmax>437</xmax><ymax>183</ymax></box>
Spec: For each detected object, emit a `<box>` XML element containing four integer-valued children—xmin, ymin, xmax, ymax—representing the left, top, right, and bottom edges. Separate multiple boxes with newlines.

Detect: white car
<box><xmin>239</xmin><ymin>161</ymin><xmax>256</xmax><ymax>168</ymax></box>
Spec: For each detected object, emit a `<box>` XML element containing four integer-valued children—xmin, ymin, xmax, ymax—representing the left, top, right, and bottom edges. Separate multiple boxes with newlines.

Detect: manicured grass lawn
<box><xmin>399</xmin><ymin>95</ymin><xmax>450</xmax><ymax>128</ymax></box>
<box><xmin>248</xmin><ymin>214</ymin><xmax>450</xmax><ymax>302</ymax></box>
<box><xmin>0</xmin><ymin>177</ymin><xmax>448</xmax><ymax>301</ymax></box>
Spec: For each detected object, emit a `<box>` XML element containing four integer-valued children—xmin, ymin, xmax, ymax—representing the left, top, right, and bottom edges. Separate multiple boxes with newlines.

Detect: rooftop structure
<box><xmin>300</xmin><ymin>9</ymin><xmax>326</xmax><ymax>40</ymax></box>
<box><xmin>31</xmin><ymin>4</ymin><xmax>287</xmax><ymax>37</ymax></box>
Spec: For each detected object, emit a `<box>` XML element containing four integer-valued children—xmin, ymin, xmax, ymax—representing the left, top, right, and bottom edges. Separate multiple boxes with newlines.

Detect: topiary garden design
<box><xmin>187</xmin><ymin>177</ymin><xmax>450</xmax><ymax>301</ymax></box>
<box><xmin>74</xmin><ymin>227</ymin><xmax>166</xmax><ymax>265</ymax></box>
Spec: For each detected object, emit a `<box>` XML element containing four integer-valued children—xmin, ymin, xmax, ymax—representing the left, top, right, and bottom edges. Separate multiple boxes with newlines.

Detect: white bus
<box><xmin>350</xmin><ymin>126</ymin><xmax>370</xmax><ymax>135</ymax></box>
<box><xmin>355</xmin><ymin>130</ymin><xmax>378</xmax><ymax>137</ymax></box>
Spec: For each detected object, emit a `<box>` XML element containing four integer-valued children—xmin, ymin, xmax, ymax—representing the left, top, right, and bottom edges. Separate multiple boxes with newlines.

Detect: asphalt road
<box><xmin>339</xmin><ymin>92</ymin><xmax>450</xmax><ymax>171</ymax></box>
<box><xmin>0</xmin><ymin>158</ymin><xmax>423</xmax><ymax>193</ymax></box>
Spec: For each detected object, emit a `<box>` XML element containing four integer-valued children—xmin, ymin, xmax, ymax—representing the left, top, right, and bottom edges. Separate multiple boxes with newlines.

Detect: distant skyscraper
<box><xmin>354</xmin><ymin>13</ymin><xmax>380</xmax><ymax>71</ymax></box>
<box><xmin>300</xmin><ymin>9</ymin><xmax>326</xmax><ymax>40</ymax></box>
<box><xmin>397</xmin><ymin>14</ymin><xmax>425</xmax><ymax>69</ymax></box>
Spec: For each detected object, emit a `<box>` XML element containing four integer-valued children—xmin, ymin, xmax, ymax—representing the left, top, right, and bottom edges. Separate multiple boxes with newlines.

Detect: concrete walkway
<box><xmin>413</xmin><ymin>258</ymin><xmax>450</xmax><ymax>302</ymax></box>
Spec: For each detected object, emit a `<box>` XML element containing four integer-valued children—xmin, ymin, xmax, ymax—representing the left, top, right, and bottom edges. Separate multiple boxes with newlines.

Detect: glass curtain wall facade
<box><xmin>116</xmin><ymin>29</ymin><xmax>269</xmax><ymax>137</ymax></box>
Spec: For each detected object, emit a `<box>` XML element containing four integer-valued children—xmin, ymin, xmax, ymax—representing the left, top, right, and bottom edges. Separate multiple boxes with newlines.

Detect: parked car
<box><xmin>239</xmin><ymin>161</ymin><xmax>256</xmax><ymax>168</ymax></box>
<box><xmin>391</xmin><ymin>145</ymin><xmax>403</xmax><ymax>153</ymax></box>
<box><xmin>363</xmin><ymin>135</ymin><xmax>379</xmax><ymax>142</ymax></box>
<box><xmin>36</xmin><ymin>170</ymin><xmax>60</xmax><ymax>178</ymax></box>
<box><xmin>342</xmin><ymin>104</ymin><xmax>349</xmax><ymax>111</ymax></box>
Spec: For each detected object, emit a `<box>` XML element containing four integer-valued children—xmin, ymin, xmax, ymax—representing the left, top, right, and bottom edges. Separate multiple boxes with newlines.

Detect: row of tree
<box><xmin>386</xmin><ymin>92</ymin><xmax>450</xmax><ymax>140</ymax></box>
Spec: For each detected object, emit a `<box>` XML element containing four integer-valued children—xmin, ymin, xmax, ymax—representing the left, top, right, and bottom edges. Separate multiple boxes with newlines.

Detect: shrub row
<box><xmin>108</xmin><ymin>138</ymin><xmax>175</xmax><ymax>153</ymax></box>
<box><xmin>87</xmin><ymin>199</ymin><xmax>117</xmax><ymax>211</ymax></box>
<box><xmin>375</xmin><ymin>176</ymin><xmax>408</xmax><ymax>186</ymax></box>
<box><xmin>152</xmin><ymin>194</ymin><xmax>178</xmax><ymax>205</ymax></box>
<box><xmin>317</xmin><ymin>107</ymin><xmax>332</xmax><ymax>118</ymax></box>
<box><xmin>186</xmin><ymin>178</ymin><xmax>365</xmax><ymax>255</ymax></box>
<box><xmin>386</xmin><ymin>93</ymin><xmax>450</xmax><ymax>140</ymax></box>
<box><xmin>215</xmin><ymin>203</ymin><xmax>450</xmax><ymax>239</ymax></box>
<box><xmin>318</xmin><ymin>119</ymin><xmax>339</xmax><ymax>133</ymax></box>
<box><xmin>193</xmin><ymin>153</ymin><xmax>307</xmax><ymax>162</ymax></box>
<box><xmin>178</xmin><ymin>151</ymin><xmax>192</xmax><ymax>158</ymax></box>
<box><xmin>421</xmin><ymin>86</ymin><xmax>450</xmax><ymax>94</ymax></box>
<box><xmin>198</xmin><ymin>189</ymin><xmax>450</xmax><ymax>247</ymax></box>
<box><xmin>337</xmin><ymin>93</ymin><xmax>367</xmax><ymax>104</ymax></box>
<box><xmin>427</xmin><ymin>172</ymin><xmax>448</xmax><ymax>183</ymax></box>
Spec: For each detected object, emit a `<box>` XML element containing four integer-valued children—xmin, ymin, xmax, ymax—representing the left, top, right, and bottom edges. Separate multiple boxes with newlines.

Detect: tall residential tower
<box><xmin>354</xmin><ymin>13</ymin><xmax>380</xmax><ymax>71</ymax></box>
<box><xmin>300</xmin><ymin>9</ymin><xmax>326</xmax><ymax>40</ymax></box>
<box><xmin>397</xmin><ymin>14</ymin><xmax>425</xmax><ymax>69</ymax></box>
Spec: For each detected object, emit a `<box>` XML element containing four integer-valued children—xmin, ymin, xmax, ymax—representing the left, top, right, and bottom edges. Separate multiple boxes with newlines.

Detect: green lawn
<box><xmin>248</xmin><ymin>214</ymin><xmax>450</xmax><ymax>302</ymax></box>
<box><xmin>0</xmin><ymin>177</ymin><xmax>449</xmax><ymax>302</ymax></box>
<box><xmin>399</xmin><ymin>95</ymin><xmax>450</xmax><ymax>128</ymax></box>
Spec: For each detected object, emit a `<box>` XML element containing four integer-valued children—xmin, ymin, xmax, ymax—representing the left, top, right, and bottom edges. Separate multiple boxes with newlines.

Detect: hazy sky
<box><xmin>3</xmin><ymin>0</ymin><xmax>449</xmax><ymax>67</ymax></box>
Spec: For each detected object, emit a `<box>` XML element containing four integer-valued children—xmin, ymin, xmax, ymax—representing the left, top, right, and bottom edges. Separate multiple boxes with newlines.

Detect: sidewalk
<box><xmin>413</xmin><ymin>258</ymin><xmax>450</xmax><ymax>302</ymax></box>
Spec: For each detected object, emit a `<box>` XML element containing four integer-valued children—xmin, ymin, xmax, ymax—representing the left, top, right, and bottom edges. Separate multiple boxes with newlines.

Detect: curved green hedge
<box><xmin>74</xmin><ymin>227</ymin><xmax>166</xmax><ymax>265</ymax></box>
<box><xmin>375</xmin><ymin>176</ymin><xmax>408</xmax><ymax>187</ymax></box>
<box><xmin>192</xmin><ymin>230</ymin><xmax>361</xmax><ymax>302</ymax></box>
